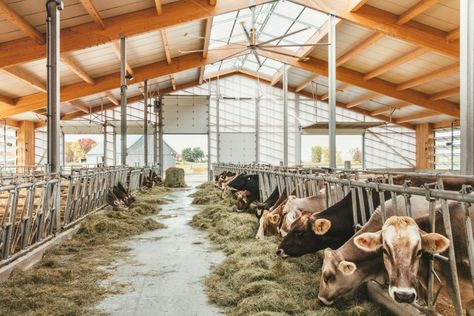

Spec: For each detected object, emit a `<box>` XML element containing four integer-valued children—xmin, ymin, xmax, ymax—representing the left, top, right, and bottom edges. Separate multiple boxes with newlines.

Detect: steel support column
<box><xmin>153</xmin><ymin>106</ymin><xmax>158</xmax><ymax>166</ymax></box>
<box><xmin>143</xmin><ymin>80</ymin><xmax>148</xmax><ymax>166</ymax></box>
<box><xmin>46</xmin><ymin>0</ymin><xmax>63</xmax><ymax>173</ymax></box>
<box><xmin>216</xmin><ymin>79</ymin><xmax>221</xmax><ymax>164</ymax></box>
<box><xmin>158</xmin><ymin>96</ymin><xmax>164</xmax><ymax>178</ymax></box>
<box><xmin>461</xmin><ymin>0</ymin><xmax>474</xmax><ymax>175</ymax></box>
<box><xmin>295</xmin><ymin>94</ymin><xmax>301</xmax><ymax>165</ymax></box>
<box><xmin>283</xmin><ymin>63</ymin><xmax>289</xmax><ymax>167</ymax></box>
<box><xmin>256</xmin><ymin>96</ymin><xmax>260</xmax><ymax>164</ymax></box>
<box><xmin>120</xmin><ymin>36</ymin><xmax>128</xmax><ymax>166</ymax></box>
<box><xmin>328</xmin><ymin>14</ymin><xmax>337</xmax><ymax>169</ymax></box>
<box><xmin>362</xmin><ymin>131</ymin><xmax>366</xmax><ymax>170</ymax></box>
<box><xmin>103</xmin><ymin>122</ymin><xmax>107</xmax><ymax>165</ymax></box>
<box><xmin>207</xmin><ymin>96</ymin><xmax>212</xmax><ymax>181</ymax></box>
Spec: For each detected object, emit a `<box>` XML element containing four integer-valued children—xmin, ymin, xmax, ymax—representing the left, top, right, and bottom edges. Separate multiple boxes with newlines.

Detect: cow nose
<box><xmin>393</xmin><ymin>291</ymin><xmax>416</xmax><ymax>303</ymax></box>
<box><xmin>276</xmin><ymin>249</ymin><xmax>288</xmax><ymax>258</ymax></box>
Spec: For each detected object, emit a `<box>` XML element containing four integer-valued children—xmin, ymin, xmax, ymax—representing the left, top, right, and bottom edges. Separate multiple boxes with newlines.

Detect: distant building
<box><xmin>86</xmin><ymin>136</ymin><xmax>177</xmax><ymax>170</ymax></box>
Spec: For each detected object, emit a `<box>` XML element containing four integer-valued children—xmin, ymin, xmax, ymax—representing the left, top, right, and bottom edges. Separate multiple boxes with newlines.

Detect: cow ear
<box><xmin>421</xmin><ymin>232</ymin><xmax>450</xmax><ymax>254</ymax></box>
<box><xmin>269</xmin><ymin>214</ymin><xmax>280</xmax><ymax>224</ymax></box>
<box><xmin>312</xmin><ymin>219</ymin><xmax>331</xmax><ymax>235</ymax></box>
<box><xmin>338</xmin><ymin>261</ymin><xmax>357</xmax><ymax>275</ymax></box>
<box><xmin>353</xmin><ymin>232</ymin><xmax>382</xmax><ymax>252</ymax></box>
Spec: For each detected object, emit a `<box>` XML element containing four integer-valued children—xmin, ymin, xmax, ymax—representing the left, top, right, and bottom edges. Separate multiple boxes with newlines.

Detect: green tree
<box><xmin>336</xmin><ymin>150</ymin><xmax>343</xmax><ymax>165</ymax></box>
<box><xmin>351</xmin><ymin>147</ymin><xmax>362</xmax><ymax>163</ymax></box>
<box><xmin>78</xmin><ymin>138</ymin><xmax>97</xmax><ymax>154</ymax></box>
<box><xmin>311</xmin><ymin>145</ymin><xmax>322</xmax><ymax>163</ymax></box>
<box><xmin>321</xmin><ymin>147</ymin><xmax>330</xmax><ymax>163</ymax></box>
<box><xmin>182</xmin><ymin>147</ymin><xmax>194</xmax><ymax>162</ymax></box>
<box><xmin>192</xmin><ymin>147</ymin><xmax>204</xmax><ymax>162</ymax></box>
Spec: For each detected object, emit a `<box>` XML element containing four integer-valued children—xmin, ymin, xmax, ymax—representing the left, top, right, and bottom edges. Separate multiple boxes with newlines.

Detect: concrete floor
<box><xmin>98</xmin><ymin>173</ymin><xmax>225</xmax><ymax>316</ymax></box>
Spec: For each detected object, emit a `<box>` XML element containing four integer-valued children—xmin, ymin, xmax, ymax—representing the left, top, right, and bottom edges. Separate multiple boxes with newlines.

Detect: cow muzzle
<box><xmin>275</xmin><ymin>248</ymin><xmax>288</xmax><ymax>258</ymax></box>
<box><xmin>318</xmin><ymin>295</ymin><xmax>334</xmax><ymax>306</ymax></box>
<box><xmin>390</xmin><ymin>287</ymin><xmax>416</xmax><ymax>304</ymax></box>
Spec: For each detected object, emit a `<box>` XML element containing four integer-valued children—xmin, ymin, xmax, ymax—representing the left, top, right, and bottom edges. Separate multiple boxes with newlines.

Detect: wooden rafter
<box><xmin>154</xmin><ymin>0</ymin><xmax>162</xmax><ymax>15</ymax></box>
<box><xmin>170</xmin><ymin>74</ymin><xmax>177</xmax><ymax>90</ymax></box>
<box><xmin>0</xmin><ymin>0</ymin><xmax>271</xmax><ymax>69</ymax></box>
<box><xmin>395</xmin><ymin>111</ymin><xmax>439</xmax><ymax>124</ymax></box>
<box><xmin>79</xmin><ymin>0</ymin><xmax>105</xmax><ymax>29</ymax></box>
<box><xmin>0</xmin><ymin>0</ymin><xmax>44</xmax><ymax>45</ymax></box>
<box><xmin>61</xmin><ymin>54</ymin><xmax>95</xmax><ymax>85</ymax></box>
<box><xmin>104</xmin><ymin>91</ymin><xmax>119</xmax><ymax>105</ymax></box>
<box><xmin>363</xmin><ymin>47</ymin><xmax>429</xmax><ymax>80</ymax></box>
<box><xmin>397</xmin><ymin>0</ymin><xmax>438</xmax><ymax>25</ymax></box>
<box><xmin>111</xmin><ymin>41</ymin><xmax>134</xmax><ymax>77</ymax></box>
<box><xmin>430</xmin><ymin>87</ymin><xmax>459</xmax><ymax>101</ymax></box>
<box><xmin>346</xmin><ymin>93</ymin><xmax>379</xmax><ymax>108</ymax></box>
<box><xmin>199</xmin><ymin>67</ymin><xmax>206</xmax><ymax>85</ymax></box>
<box><xmin>370</xmin><ymin>102</ymin><xmax>411</xmax><ymax>116</ymax></box>
<box><xmin>432</xmin><ymin>119</ymin><xmax>459</xmax><ymax>129</ymax></box>
<box><xmin>396</xmin><ymin>63</ymin><xmax>459</xmax><ymax>91</ymax></box>
<box><xmin>161</xmin><ymin>29</ymin><xmax>172</xmax><ymax>64</ymax></box>
<box><xmin>200</xmin><ymin>17</ymin><xmax>213</xmax><ymax>84</ymax></box>
<box><xmin>320</xmin><ymin>83</ymin><xmax>349</xmax><ymax>101</ymax></box>
<box><xmin>294</xmin><ymin>0</ymin><xmax>458</xmax><ymax>59</ymax></box>
<box><xmin>209</xmin><ymin>0</ymin><xmax>217</xmax><ymax>6</ymax></box>
<box><xmin>255</xmin><ymin>47</ymin><xmax>459</xmax><ymax>116</ymax></box>
<box><xmin>67</xmin><ymin>101</ymin><xmax>90</xmax><ymax>114</ymax></box>
<box><xmin>0</xmin><ymin>94</ymin><xmax>15</xmax><ymax>106</ymax></box>
<box><xmin>3</xmin><ymin>67</ymin><xmax>47</xmax><ymax>92</ymax></box>
<box><xmin>270</xmin><ymin>67</ymin><xmax>285</xmax><ymax>86</ymax></box>
<box><xmin>446</xmin><ymin>28</ymin><xmax>460</xmax><ymax>42</ymax></box>
<box><xmin>295</xmin><ymin>74</ymin><xmax>319</xmax><ymax>92</ymax></box>
<box><xmin>350</xmin><ymin>0</ymin><xmax>369</xmax><ymax>12</ymax></box>
<box><xmin>0</xmin><ymin>48</ymin><xmax>248</xmax><ymax>119</ymax></box>
<box><xmin>337</xmin><ymin>31</ymin><xmax>383</xmax><ymax>67</ymax></box>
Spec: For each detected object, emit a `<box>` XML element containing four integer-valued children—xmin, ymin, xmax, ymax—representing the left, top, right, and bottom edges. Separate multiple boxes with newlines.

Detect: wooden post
<box><xmin>16</xmin><ymin>121</ymin><xmax>35</xmax><ymax>166</ymax></box>
<box><xmin>416</xmin><ymin>123</ymin><xmax>434</xmax><ymax>169</ymax></box>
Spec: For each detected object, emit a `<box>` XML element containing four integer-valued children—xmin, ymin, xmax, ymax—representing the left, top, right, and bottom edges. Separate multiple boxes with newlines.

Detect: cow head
<box><xmin>256</xmin><ymin>210</ymin><xmax>281</xmax><ymax>240</ymax></box>
<box><xmin>227</xmin><ymin>174</ymin><xmax>257</xmax><ymax>191</ymax></box>
<box><xmin>282</xmin><ymin>195</ymin><xmax>298</xmax><ymax>214</ymax></box>
<box><xmin>276</xmin><ymin>213</ymin><xmax>332</xmax><ymax>258</ymax></box>
<box><xmin>354</xmin><ymin>216</ymin><xmax>449</xmax><ymax>304</ymax></box>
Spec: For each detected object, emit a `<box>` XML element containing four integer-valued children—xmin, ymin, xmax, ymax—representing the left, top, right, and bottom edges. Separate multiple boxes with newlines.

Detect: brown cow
<box><xmin>355</xmin><ymin>216</ymin><xmax>449</xmax><ymax>304</ymax></box>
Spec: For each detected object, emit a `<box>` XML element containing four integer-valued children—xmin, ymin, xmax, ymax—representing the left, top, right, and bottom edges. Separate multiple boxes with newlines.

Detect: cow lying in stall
<box><xmin>106</xmin><ymin>182</ymin><xmax>136</xmax><ymax>210</ymax></box>
<box><xmin>318</xmin><ymin>195</ymin><xmax>474</xmax><ymax>314</ymax></box>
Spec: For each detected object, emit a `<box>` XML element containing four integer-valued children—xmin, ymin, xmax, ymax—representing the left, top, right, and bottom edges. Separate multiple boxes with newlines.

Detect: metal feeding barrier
<box><xmin>213</xmin><ymin>163</ymin><xmax>474</xmax><ymax>316</ymax></box>
<box><xmin>0</xmin><ymin>165</ymin><xmax>153</xmax><ymax>268</ymax></box>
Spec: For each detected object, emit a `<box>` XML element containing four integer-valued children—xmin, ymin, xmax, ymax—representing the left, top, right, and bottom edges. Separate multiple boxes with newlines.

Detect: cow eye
<box><xmin>294</xmin><ymin>230</ymin><xmax>304</xmax><ymax>237</ymax></box>
<box><xmin>416</xmin><ymin>249</ymin><xmax>422</xmax><ymax>257</ymax></box>
<box><xmin>324</xmin><ymin>273</ymin><xmax>334</xmax><ymax>283</ymax></box>
<box><xmin>382</xmin><ymin>248</ymin><xmax>389</xmax><ymax>256</ymax></box>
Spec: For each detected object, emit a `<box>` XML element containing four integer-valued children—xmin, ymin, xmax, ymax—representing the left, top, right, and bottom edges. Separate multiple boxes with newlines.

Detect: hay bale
<box><xmin>164</xmin><ymin>167</ymin><xmax>186</xmax><ymax>187</ymax></box>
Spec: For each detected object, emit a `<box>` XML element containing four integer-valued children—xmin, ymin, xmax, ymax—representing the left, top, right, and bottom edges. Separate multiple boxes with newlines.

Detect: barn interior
<box><xmin>0</xmin><ymin>0</ymin><xmax>473</xmax><ymax>315</ymax></box>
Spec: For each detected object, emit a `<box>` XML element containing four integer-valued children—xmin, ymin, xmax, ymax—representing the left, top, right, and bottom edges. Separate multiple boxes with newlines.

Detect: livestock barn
<box><xmin>0</xmin><ymin>0</ymin><xmax>473</xmax><ymax>315</ymax></box>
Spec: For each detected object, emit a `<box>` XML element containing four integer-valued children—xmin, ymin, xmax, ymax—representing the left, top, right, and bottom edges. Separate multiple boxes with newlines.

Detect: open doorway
<box><xmin>163</xmin><ymin>134</ymin><xmax>208</xmax><ymax>183</ymax></box>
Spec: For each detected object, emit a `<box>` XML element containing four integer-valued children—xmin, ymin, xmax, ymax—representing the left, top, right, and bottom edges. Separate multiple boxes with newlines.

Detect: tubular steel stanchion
<box><xmin>120</xmin><ymin>36</ymin><xmax>128</xmax><ymax>166</ymax></box>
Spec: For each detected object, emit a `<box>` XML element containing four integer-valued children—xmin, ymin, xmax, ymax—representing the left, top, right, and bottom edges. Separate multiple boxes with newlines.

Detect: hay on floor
<box><xmin>190</xmin><ymin>184</ymin><xmax>386</xmax><ymax>316</ymax></box>
<box><xmin>0</xmin><ymin>187</ymin><xmax>169</xmax><ymax>316</ymax></box>
<box><xmin>164</xmin><ymin>167</ymin><xmax>186</xmax><ymax>187</ymax></box>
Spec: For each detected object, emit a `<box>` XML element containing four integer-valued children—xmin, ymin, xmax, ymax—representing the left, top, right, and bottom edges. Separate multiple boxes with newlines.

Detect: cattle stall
<box><xmin>213</xmin><ymin>163</ymin><xmax>474</xmax><ymax>316</ymax></box>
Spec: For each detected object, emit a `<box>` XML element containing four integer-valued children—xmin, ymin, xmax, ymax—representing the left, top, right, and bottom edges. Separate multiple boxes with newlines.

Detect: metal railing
<box><xmin>0</xmin><ymin>165</ymin><xmax>148</xmax><ymax>267</ymax></box>
<box><xmin>213</xmin><ymin>163</ymin><xmax>474</xmax><ymax>316</ymax></box>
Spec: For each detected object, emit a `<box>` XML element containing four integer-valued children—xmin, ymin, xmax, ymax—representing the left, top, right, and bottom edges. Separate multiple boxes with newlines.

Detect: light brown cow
<box><xmin>355</xmin><ymin>216</ymin><xmax>449</xmax><ymax>304</ymax></box>
<box><xmin>255</xmin><ymin>199</ymin><xmax>287</xmax><ymax>239</ymax></box>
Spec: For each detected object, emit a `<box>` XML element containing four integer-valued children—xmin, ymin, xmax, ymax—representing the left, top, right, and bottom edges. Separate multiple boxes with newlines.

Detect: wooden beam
<box><xmin>61</xmin><ymin>54</ymin><xmax>95</xmax><ymax>85</ymax></box>
<box><xmin>346</xmin><ymin>93</ymin><xmax>379</xmax><ymax>108</ymax></box>
<box><xmin>395</xmin><ymin>111</ymin><xmax>439</xmax><ymax>124</ymax></box>
<box><xmin>79</xmin><ymin>0</ymin><xmax>105</xmax><ymax>29</ymax></box>
<box><xmin>416</xmin><ymin>122</ymin><xmax>434</xmax><ymax>169</ymax></box>
<box><xmin>446</xmin><ymin>27</ymin><xmax>460</xmax><ymax>42</ymax></box>
<box><xmin>0</xmin><ymin>0</ymin><xmax>44</xmax><ymax>45</ymax></box>
<box><xmin>104</xmin><ymin>91</ymin><xmax>119</xmax><ymax>105</ymax></box>
<box><xmin>396</xmin><ymin>63</ymin><xmax>459</xmax><ymax>91</ymax></box>
<box><xmin>0</xmin><ymin>94</ymin><xmax>15</xmax><ymax>106</ymax></box>
<box><xmin>295</xmin><ymin>74</ymin><xmax>319</xmax><ymax>92</ymax></box>
<box><xmin>430</xmin><ymin>87</ymin><xmax>459</xmax><ymax>101</ymax></box>
<box><xmin>432</xmin><ymin>119</ymin><xmax>459</xmax><ymax>129</ymax></box>
<box><xmin>3</xmin><ymin>67</ymin><xmax>47</xmax><ymax>92</ymax></box>
<box><xmin>293</xmin><ymin>0</ymin><xmax>459</xmax><ymax>59</ymax></box>
<box><xmin>397</xmin><ymin>0</ymin><xmax>438</xmax><ymax>25</ymax></box>
<box><xmin>161</xmin><ymin>29</ymin><xmax>172</xmax><ymax>64</ymax></box>
<box><xmin>16</xmin><ymin>121</ymin><xmax>35</xmax><ymax>166</ymax></box>
<box><xmin>209</xmin><ymin>0</ymin><xmax>217</xmax><ymax>6</ymax></box>
<box><xmin>350</xmin><ymin>0</ymin><xmax>369</xmax><ymax>12</ymax></box>
<box><xmin>154</xmin><ymin>0</ymin><xmax>162</xmax><ymax>15</ymax></box>
<box><xmin>199</xmin><ymin>67</ymin><xmax>205</xmax><ymax>84</ymax></box>
<box><xmin>364</xmin><ymin>47</ymin><xmax>429</xmax><ymax>80</ymax></box>
<box><xmin>68</xmin><ymin>101</ymin><xmax>90</xmax><ymax>113</ymax></box>
<box><xmin>111</xmin><ymin>41</ymin><xmax>134</xmax><ymax>77</ymax></box>
<box><xmin>0</xmin><ymin>48</ymin><xmax>247</xmax><ymax>119</ymax></box>
<box><xmin>202</xmin><ymin>17</ymin><xmax>213</xmax><ymax>59</ymax></box>
<box><xmin>270</xmin><ymin>67</ymin><xmax>284</xmax><ymax>86</ymax></box>
<box><xmin>256</xmin><ymin>47</ymin><xmax>459</xmax><ymax>117</ymax></box>
<box><xmin>370</xmin><ymin>102</ymin><xmax>411</xmax><ymax>116</ymax></box>
<box><xmin>337</xmin><ymin>31</ymin><xmax>383</xmax><ymax>67</ymax></box>
<box><xmin>0</xmin><ymin>0</ymin><xmax>271</xmax><ymax>68</ymax></box>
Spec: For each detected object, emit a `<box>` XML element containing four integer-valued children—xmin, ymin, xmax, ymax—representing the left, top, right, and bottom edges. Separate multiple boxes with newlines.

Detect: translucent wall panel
<box><xmin>434</xmin><ymin>127</ymin><xmax>460</xmax><ymax>170</ymax></box>
<box><xmin>0</xmin><ymin>124</ymin><xmax>16</xmax><ymax>166</ymax></box>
